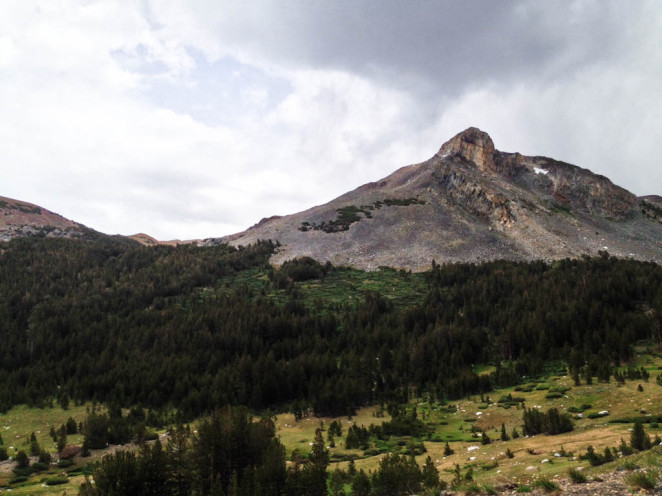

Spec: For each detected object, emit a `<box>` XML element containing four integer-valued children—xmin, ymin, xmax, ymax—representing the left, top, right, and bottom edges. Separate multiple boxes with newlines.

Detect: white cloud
<box><xmin>0</xmin><ymin>1</ymin><xmax>660</xmax><ymax>240</ymax></box>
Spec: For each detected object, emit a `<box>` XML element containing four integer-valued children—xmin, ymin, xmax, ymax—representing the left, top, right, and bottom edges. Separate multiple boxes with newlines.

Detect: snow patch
<box><xmin>534</xmin><ymin>167</ymin><xmax>549</xmax><ymax>175</ymax></box>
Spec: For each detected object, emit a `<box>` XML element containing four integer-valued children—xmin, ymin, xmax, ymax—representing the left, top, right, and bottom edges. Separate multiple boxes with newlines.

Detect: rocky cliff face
<box><xmin>211</xmin><ymin>128</ymin><xmax>661</xmax><ymax>270</ymax></box>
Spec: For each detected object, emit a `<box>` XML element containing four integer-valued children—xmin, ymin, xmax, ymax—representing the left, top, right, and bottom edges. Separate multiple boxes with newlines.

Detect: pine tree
<box><xmin>166</xmin><ymin>424</ymin><xmax>192</xmax><ymax>496</ymax></box>
<box><xmin>15</xmin><ymin>450</ymin><xmax>30</xmax><ymax>469</ymax></box>
<box><xmin>444</xmin><ymin>441</ymin><xmax>454</xmax><ymax>456</ymax></box>
<box><xmin>351</xmin><ymin>469</ymin><xmax>371</xmax><ymax>496</ymax></box>
<box><xmin>329</xmin><ymin>468</ymin><xmax>345</xmax><ymax>496</ymax></box>
<box><xmin>347</xmin><ymin>458</ymin><xmax>356</xmax><ymax>477</ymax></box>
<box><xmin>422</xmin><ymin>455</ymin><xmax>440</xmax><ymax>490</ymax></box>
<box><xmin>630</xmin><ymin>420</ymin><xmax>648</xmax><ymax>451</ymax></box>
<box><xmin>57</xmin><ymin>425</ymin><xmax>67</xmax><ymax>453</ymax></box>
<box><xmin>303</xmin><ymin>427</ymin><xmax>329</xmax><ymax>496</ymax></box>
<box><xmin>29</xmin><ymin>434</ymin><xmax>40</xmax><ymax>456</ymax></box>
<box><xmin>500</xmin><ymin>423</ymin><xmax>510</xmax><ymax>441</ymax></box>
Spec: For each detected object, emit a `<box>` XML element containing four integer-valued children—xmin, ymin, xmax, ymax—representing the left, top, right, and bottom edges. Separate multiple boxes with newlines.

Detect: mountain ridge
<box><xmin>208</xmin><ymin>127</ymin><xmax>661</xmax><ymax>269</ymax></box>
<box><xmin>2</xmin><ymin>128</ymin><xmax>661</xmax><ymax>269</ymax></box>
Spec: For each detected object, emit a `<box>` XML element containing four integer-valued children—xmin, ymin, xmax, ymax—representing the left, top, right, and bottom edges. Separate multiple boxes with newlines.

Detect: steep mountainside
<box><xmin>0</xmin><ymin>196</ymin><xmax>93</xmax><ymax>241</ymax></box>
<box><xmin>212</xmin><ymin>128</ymin><xmax>662</xmax><ymax>270</ymax></box>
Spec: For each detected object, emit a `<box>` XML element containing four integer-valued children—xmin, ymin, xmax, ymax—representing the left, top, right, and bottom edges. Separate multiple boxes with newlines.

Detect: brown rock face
<box><xmin>438</xmin><ymin>127</ymin><xmax>496</xmax><ymax>172</ymax></box>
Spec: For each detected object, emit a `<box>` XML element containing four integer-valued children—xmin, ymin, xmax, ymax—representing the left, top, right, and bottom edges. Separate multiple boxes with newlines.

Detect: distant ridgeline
<box><xmin>299</xmin><ymin>197</ymin><xmax>425</xmax><ymax>233</ymax></box>
<box><xmin>0</xmin><ymin>236</ymin><xmax>659</xmax><ymax>419</ymax></box>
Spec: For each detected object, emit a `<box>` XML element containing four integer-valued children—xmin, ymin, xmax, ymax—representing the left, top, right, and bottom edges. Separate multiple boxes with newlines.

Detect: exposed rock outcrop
<box><xmin>438</xmin><ymin>127</ymin><xmax>497</xmax><ymax>172</ymax></box>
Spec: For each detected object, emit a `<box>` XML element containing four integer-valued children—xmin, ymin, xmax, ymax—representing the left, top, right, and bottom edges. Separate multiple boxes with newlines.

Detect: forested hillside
<box><xmin>0</xmin><ymin>237</ymin><xmax>660</xmax><ymax>419</ymax></box>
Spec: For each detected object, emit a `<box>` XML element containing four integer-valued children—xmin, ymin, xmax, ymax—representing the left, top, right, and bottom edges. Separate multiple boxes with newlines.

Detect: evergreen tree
<box><xmin>29</xmin><ymin>433</ymin><xmax>40</xmax><ymax>456</ymax></box>
<box><xmin>66</xmin><ymin>417</ymin><xmax>78</xmax><ymax>434</ymax></box>
<box><xmin>347</xmin><ymin>458</ymin><xmax>356</xmax><ymax>477</ymax></box>
<box><xmin>329</xmin><ymin>468</ymin><xmax>345</xmax><ymax>496</ymax></box>
<box><xmin>443</xmin><ymin>441</ymin><xmax>454</xmax><ymax>456</ymax></box>
<box><xmin>302</xmin><ymin>427</ymin><xmax>329</xmax><ymax>496</ymax></box>
<box><xmin>351</xmin><ymin>469</ymin><xmax>370</xmax><ymax>496</ymax></box>
<box><xmin>138</xmin><ymin>439</ymin><xmax>169</xmax><ymax>496</ymax></box>
<box><xmin>421</xmin><ymin>455</ymin><xmax>441</xmax><ymax>490</ymax></box>
<box><xmin>500</xmin><ymin>423</ymin><xmax>510</xmax><ymax>441</ymax></box>
<box><xmin>15</xmin><ymin>450</ymin><xmax>30</xmax><ymax>469</ymax></box>
<box><xmin>630</xmin><ymin>420</ymin><xmax>649</xmax><ymax>451</ymax></box>
<box><xmin>57</xmin><ymin>425</ymin><xmax>67</xmax><ymax>453</ymax></box>
<box><xmin>370</xmin><ymin>454</ymin><xmax>423</xmax><ymax>496</ymax></box>
<box><xmin>166</xmin><ymin>424</ymin><xmax>192</xmax><ymax>496</ymax></box>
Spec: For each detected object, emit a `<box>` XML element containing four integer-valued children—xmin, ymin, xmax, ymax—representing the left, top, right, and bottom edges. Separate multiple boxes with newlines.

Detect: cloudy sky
<box><xmin>1</xmin><ymin>1</ymin><xmax>660</xmax><ymax>240</ymax></box>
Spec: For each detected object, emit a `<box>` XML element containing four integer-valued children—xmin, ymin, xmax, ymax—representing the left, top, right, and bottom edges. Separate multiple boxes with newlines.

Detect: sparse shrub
<box><xmin>619</xmin><ymin>437</ymin><xmax>634</xmax><ymax>456</ymax></box>
<box><xmin>567</xmin><ymin>467</ymin><xmax>587</xmax><ymax>483</ymax></box>
<box><xmin>32</xmin><ymin>461</ymin><xmax>49</xmax><ymax>472</ymax></box>
<box><xmin>45</xmin><ymin>476</ymin><xmax>69</xmax><ymax>486</ymax></box>
<box><xmin>532</xmin><ymin>476</ymin><xmax>559</xmax><ymax>492</ymax></box>
<box><xmin>620</xmin><ymin>459</ymin><xmax>640</xmax><ymax>471</ymax></box>
<box><xmin>462</xmin><ymin>482</ymin><xmax>481</xmax><ymax>495</ymax></box>
<box><xmin>481</xmin><ymin>482</ymin><xmax>498</xmax><ymax>495</ymax></box>
<box><xmin>626</xmin><ymin>470</ymin><xmax>657</xmax><ymax>490</ymax></box>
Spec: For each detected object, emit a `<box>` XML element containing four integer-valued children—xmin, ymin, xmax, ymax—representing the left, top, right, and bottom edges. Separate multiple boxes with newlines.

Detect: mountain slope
<box><xmin>213</xmin><ymin>128</ymin><xmax>662</xmax><ymax>270</ymax></box>
<box><xmin>0</xmin><ymin>196</ymin><xmax>95</xmax><ymax>241</ymax></box>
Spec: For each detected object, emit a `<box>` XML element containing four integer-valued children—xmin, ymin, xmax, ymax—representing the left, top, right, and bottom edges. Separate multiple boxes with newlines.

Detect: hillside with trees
<box><xmin>0</xmin><ymin>237</ymin><xmax>660</xmax><ymax>420</ymax></box>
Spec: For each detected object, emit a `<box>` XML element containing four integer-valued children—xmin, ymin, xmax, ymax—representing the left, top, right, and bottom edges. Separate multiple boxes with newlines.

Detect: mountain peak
<box><xmin>438</xmin><ymin>127</ymin><xmax>496</xmax><ymax>172</ymax></box>
<box><xmin>217</xmin><ymin>127</ymin><xmax>660</xmax><ymax>269</ymax></box>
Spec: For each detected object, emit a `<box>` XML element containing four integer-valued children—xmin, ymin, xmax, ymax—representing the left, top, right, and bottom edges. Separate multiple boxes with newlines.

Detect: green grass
<box><xmin>0</xmin><ymin>403</ymin><xmax>88</xmax><ymax>458</ymax></box>
<box><xmin>214</xmin><ymin>265</ymin><xmax>428</xmax><ymax>314</ymax></box>
<box><xmin>268</xmin><ymin>346</ymin><xmax>662</xmax><ymax>489</ymax></box>
<box><xmin>0</xmin><ymin>402</ymin><xmax>99</xmax><ymax>494</ymax></box>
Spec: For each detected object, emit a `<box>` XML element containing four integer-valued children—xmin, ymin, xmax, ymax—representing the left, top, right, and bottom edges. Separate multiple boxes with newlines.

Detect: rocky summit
<box><xmin>211</xmin><ymin>128</ymin><xmax>662</xmax><ymax>270</ymax></box>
